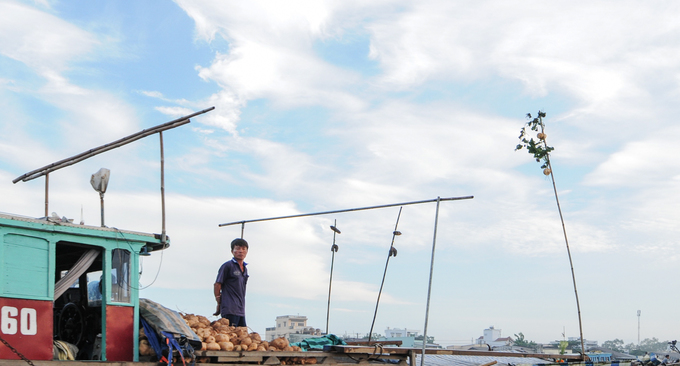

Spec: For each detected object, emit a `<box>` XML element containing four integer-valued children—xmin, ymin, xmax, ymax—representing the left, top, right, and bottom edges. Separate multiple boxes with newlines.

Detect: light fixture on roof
<box><xmin>90</xmin><ymin>168</ymin><xmax>110</xmax><ymax>227</ymax></box>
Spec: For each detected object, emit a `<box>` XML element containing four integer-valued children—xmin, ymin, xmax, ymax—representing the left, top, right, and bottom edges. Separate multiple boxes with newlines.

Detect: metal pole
<box><xmin>420</xmin><ymin>197</ymin><xmax>441</xmax><ymax>366</ymax></box>
<box><xmin>368</xmin><ymin>207</ymin><xmax>402</xmax><ymax>343</ymax></box>
<box><xmin>326</xmin><ymin>219</ymin><xmax>340</xmax><ymax>335</ymax></box>
<box><xmin>44</xmin><ymin>174</ymin><xmax>49</xmax><ymax>218</ymax></box>
<box><xmin>219</xmin><ymin>196</ymin><xmax>473</xmax><ymax>227</ymax></box>
<box><xmin>99</xmin><ymin>192</ymin><xmax>105</xmax><ymax>227</ymax></box>
<box><xmin>637</xmin><ymin>310</ymin><xmax>641</xmax><ymax>345</ymax></box>
<box><xmin>160</xmin><ymin>131</ymin><xmax>166</xmax><ymax>244</ymax></box>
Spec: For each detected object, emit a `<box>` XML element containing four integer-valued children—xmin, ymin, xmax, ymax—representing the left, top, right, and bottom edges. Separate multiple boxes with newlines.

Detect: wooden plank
<box><xmin>217</xmin><ymin>355</ymin><xmax>264</xmax><ymax>362</ymax></box>
<box><xmin>326</xmin><ymin>346</ymin><xmax>584</xmax><ymax>360</ymax></box>
<box><xmin>346</xmin><ymin>340</ymin><xmax>403</xmax><ymax>346</ymax></box>
<box><xmin>196</xmin><ymin>350</ymin><xmax>328</xmax><ymax>358</ymax></box>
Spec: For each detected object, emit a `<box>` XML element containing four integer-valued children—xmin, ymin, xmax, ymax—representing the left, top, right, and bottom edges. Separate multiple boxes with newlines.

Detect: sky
<box><xmin>1</xmin><ymin>0</ymin><xmax>680</xmax><ymax>348</ymax></box>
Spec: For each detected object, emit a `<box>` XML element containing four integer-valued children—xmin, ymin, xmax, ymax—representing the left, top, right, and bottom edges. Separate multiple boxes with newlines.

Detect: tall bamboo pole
<box><xmin>537</xmin><ymin>115</ymin><xmax>585</xmax><ymax>359</ymax></box>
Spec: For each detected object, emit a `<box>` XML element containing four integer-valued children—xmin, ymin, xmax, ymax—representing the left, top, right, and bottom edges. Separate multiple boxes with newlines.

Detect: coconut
<box><xmin>271</xmin><ymin>337</ymin><xmax>288</xmax><ymax>350</ymax></box>
<box><xmin>215</xmin><ymin>334</ymin><xmax>230</xmax><ymax>343</ymax></box>
<box><xmin>219</xmin><ymin>341</ymin><xmax>234</xmax><ymax>351</ymax></box>
<box><xmin>198</xmin><ymin>316</ymin><xmax>211</xmax><ymax>327</ymax></box>
<box><xmin>139</xmin><ymin>339</ymin><xmax>153</xmax><ymax>356</ymax></box>
<box><xmin>543</xmin><ymin>168</ymin><xmax>551</xmax><ymax>176</ymax></box>
<box><xmin>206</xmin><ymin>342</ymin><xmax>221</xmax><ymax>351</ymax></box>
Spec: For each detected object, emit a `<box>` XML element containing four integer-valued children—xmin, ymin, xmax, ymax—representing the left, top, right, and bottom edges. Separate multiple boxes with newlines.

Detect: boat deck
<box><xmin>1</xmin><ymin>346</ymin><xmax>585</xmax><ymax>366</ymax></box>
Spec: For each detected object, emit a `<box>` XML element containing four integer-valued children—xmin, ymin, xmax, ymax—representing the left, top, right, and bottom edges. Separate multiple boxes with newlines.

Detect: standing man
<box><xmin>214</xmin><ymin>238</ymin><xmax>249</xmax><ymax>327</ymax></box>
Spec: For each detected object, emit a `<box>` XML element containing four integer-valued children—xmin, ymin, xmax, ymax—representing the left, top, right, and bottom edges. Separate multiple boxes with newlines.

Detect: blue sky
<box><xmin>2</xmin><ymin>0</ymin><xmax>680</xmax><ymax>347</ymax></box>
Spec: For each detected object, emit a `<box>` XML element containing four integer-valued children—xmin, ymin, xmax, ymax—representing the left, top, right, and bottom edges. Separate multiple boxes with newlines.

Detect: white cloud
<box><xmin>0</xmin><ymin>1</ymin><xmax>140</xmax><ymax>151</ymax></box>
<box><xmin>363</xmin><ymin>0</ymin><xmax>680</xmax><ymax>153</ymax></box>
<box><xmin>176</xmin><ymin>0</ymin><xmax>371</xmax><ymax>134</ymax></box>
<box><xmin>585</xmin><ymin>127</ymin><xmax>680</xmax><ymax>187</ymax></box>
<box><xmin>0</xmin><ymin>1</ymin><xmax>98</xmax><ymax>73</ymax></box>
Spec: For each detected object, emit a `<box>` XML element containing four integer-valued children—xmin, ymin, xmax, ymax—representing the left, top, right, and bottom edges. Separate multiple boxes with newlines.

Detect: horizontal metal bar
<box><xmin>13</xmin><ymin>106</ymin><xmax>215</xmax><ymax>183</ymax></box>
<box><xmin>218</xmin><ymin>196</ymin><xmax>474</xmax><ymax>227</ymax></box>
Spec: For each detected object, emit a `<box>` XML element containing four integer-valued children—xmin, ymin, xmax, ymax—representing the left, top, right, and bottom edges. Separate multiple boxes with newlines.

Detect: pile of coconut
<box><xmin>182</xmin><ymin>313</ymin><xmax>306</xmax><ymax>354</ymax></box>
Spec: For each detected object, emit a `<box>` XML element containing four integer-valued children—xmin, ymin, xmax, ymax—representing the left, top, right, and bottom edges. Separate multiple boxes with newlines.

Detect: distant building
<box><xmin>264</xmin><ymin>315</ymin><xmax>322</xmax><ymax>341</ymax></box>
<box><xmin>475</xmin><ymin>326</ymin><xmax>513</xmax><ymax>349</ymax></box>
<box><xmin>588</xmin><ymin>347</ymin><xmax>637</xmax><ymax>362</ymax></box>
<box><xmin>385</xmin><ymin>327</ymin><xmax>419</xmax><ymax>338</ymax></box>
<box><xmin>382</xmin><ymin>327</ymin><xmax>441</xmax><ymax>349</ymax></box>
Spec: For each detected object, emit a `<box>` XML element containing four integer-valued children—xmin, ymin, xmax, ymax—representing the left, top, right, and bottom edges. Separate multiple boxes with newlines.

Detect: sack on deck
<box><xmin>139</xmin><ymin>298</ymin><xmax>201</xmax><ymax>365</ymax></box>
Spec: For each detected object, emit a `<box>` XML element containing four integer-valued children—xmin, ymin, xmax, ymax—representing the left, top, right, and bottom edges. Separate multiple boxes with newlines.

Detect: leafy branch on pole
<box><xmin>515</xmin><ymin>111</ymin><xmax>585</xmax><ymax>359</ymax></box>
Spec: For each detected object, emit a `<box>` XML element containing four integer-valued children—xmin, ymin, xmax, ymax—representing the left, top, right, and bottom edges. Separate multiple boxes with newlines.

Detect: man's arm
<box><xmin>213</xmin><ymin>282</ymin><xmax>222</xmax><ymax>316</ymax></box>
<box><xmin>214</xmin><ymin>282</ymin><xmax>222</xmax><ymax>302</ymax></box>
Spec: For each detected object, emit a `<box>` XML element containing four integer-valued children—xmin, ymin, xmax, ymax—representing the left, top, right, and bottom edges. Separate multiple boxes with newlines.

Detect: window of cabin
<box><xmin>110</xmin><ymin>249</ymin><xmax>130</xmax><ymax>303</ymax></box>
<box><xmin>87</xmin><ymin>270</ymin><xmax>103</xmax><ymax>306</ymax></box>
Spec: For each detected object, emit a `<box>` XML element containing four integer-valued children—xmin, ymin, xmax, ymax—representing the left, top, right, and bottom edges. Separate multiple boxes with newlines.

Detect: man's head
<box><xmin>231</xmin><ymin>238</ymin><xmax>249</xmax><ymax>261</ymax></box>
<box><xmin>231</xmin><ymin>238</ymin><xmax>249</xmax><ymax>250</ymax></box>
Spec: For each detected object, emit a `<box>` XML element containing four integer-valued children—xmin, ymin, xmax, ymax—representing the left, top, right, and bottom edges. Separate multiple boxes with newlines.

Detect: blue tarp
<box><xmin>290</xmin><ymin>334</ymin><xmax>347</xmax><ymax>351</ymax></box>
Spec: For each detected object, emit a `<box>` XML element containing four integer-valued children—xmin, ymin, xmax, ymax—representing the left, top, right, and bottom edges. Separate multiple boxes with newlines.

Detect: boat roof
<box><xmin>0</xmin><ymin>211</ymin><xmax>168</xmax><ymax>252</ymax></box>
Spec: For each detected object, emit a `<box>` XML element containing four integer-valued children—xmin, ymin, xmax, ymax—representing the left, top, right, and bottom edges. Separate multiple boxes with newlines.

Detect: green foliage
<box><xmin>515</xmin><ymin>111</ymin><xmax>554</xmax><ymax>170</ymax></box>
<box><xmin>559</xmin><ymin>341</ymin><xmax>569</xmax><ymax>355</ymax></box>
<box><xmin>603</xmin><ymin>339</ymin><xmax>625</xmax><ymax>352</ymax></box>
<box><xmin>626</xmin><ymin>345</ymin><xmax>647</xmax><ymax>357</ymax></box>
<box><xmin>566</xmin><ymin>340</ymin><xmax>583</xmax><ymax>353</ymax></box>
<box><xmin>628</xmin><ymin>338</ymin><xmax>670</xmax><ymax>353</ymax></box>
<box><xmin>415</xmin><ymin>335</ymin><xmax>435</xmax><ymax>343</ymax></box>
<box><xmin>513</xmin><ymin>332</ymin><xmax>538</xmax><ymax>349</ymax></box>
<box><xmin>361</xmin><ymin>333</ymin><xmax>382</xmax><ymax>339</ymax></box>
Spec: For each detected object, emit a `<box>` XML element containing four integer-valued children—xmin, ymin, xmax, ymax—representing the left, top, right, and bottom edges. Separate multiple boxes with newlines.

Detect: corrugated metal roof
<box><xmin>0</xmin><ymin>211</ymin><xmax>158</xmax><ymax>237</ymax></box>
<box><xmin>416</xmin><ymin>354</ymin><xmax>553</xmax><ymax>366</ymax></box>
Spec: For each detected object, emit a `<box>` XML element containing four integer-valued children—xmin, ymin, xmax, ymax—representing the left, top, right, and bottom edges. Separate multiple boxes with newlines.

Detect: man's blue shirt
<box><xmin>215</xmin><ymin>258</ymin><xmax>248</xmax><ymax>316</ymax></box>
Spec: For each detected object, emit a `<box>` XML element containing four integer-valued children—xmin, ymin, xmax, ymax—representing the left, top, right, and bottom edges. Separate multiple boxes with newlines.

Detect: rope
<box><xmin>369</xmin><ymin>343</ymin><xmax>385</xmax><ymax>360</ymax></box>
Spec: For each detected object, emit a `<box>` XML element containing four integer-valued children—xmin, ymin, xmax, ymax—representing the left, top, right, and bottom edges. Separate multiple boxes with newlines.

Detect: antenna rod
<box><xmin>219</xmin><ymin>196</ymin><xmax>474</xmax><ymax>227</ymax></box>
